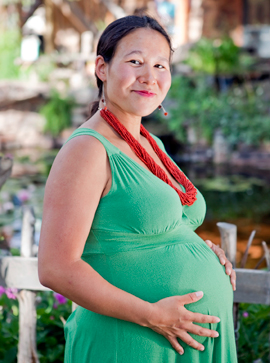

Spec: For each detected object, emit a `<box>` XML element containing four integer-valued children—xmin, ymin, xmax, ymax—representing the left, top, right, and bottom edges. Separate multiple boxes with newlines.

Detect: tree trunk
<box><xmin>44</xmin><ymin>0</ymin><xmax>54</xmax><ymax>53</ymax></box>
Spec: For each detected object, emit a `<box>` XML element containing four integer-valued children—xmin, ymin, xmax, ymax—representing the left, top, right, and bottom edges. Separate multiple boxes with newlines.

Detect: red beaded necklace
<box><xmin>100</xmin><ymin>108</ymin><xmax>197</xmax><ymax>206</ymax></box>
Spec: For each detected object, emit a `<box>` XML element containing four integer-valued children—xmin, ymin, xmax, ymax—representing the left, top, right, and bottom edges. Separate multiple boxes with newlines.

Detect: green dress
<box><xmin>64</xmin><ymin>128</ymin><xmax>237</xmax><ymax>363</ymax></box>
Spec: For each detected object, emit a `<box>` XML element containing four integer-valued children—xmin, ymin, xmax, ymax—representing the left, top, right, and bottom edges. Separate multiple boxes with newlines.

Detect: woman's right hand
<box><xmin>146</xmin><ymin>291</ymin><xmax>220</xmax><ymax>355</ymax></box>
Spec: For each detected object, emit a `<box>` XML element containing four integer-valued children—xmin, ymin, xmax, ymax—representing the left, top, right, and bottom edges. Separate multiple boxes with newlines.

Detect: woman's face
<box><xmin>101</xmin><ymin>28</ymin><xmax>171</xmax><ymax>117</ymax></box>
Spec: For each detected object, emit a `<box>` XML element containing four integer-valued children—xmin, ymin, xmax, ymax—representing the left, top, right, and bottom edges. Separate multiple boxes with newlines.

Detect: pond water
<box><xmin>183</xmin><ymin>163</ymin><xmax>270</xmax><ymax>269</ymax></box>
<box><xmin>0</xmin><ymin>149</ymin><xmax>269</xmax><ymax>269</ymax></box>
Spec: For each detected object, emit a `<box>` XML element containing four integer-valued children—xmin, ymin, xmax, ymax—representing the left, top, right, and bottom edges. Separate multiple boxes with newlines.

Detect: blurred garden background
<box><xmin>0</xmin><ymin>0</ymin><xmax>270</xmax><ymax>362</ymax></box>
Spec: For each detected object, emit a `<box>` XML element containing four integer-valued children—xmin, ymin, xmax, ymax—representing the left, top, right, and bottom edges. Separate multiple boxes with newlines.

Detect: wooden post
<box><xmin>262</xmin><ymin>241</ymin><xmax>270</xmax><ymax>271</ymax></box>
<box><xmin>72</xmin><ymin>302</ymin><xmax>78</xmax><ymax>312</ymax></box>
<box><xmin>216</xmin><ymin>222</ymin><xmax>237</xmax><ymax>267</ymax></box>
<box><xmin>241</xmin><ymin>230</ymin><xmax>256</xmax><ymax>268</ymax></box>
<box><xmin>216</xmin><ymin>222</ymin><xmax>238</xmax><ymax>345</ymax></box>
<box><xmin>17</xmin><ymin>206</ymin><xmax>40</xmax><ymax>363</ymax></box>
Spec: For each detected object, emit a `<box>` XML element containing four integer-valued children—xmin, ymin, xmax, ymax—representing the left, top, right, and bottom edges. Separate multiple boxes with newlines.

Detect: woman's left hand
<box><xmin>204</xmin><ymin>240</ymin><xmax>236</xmax><ymax>291</ymax></box>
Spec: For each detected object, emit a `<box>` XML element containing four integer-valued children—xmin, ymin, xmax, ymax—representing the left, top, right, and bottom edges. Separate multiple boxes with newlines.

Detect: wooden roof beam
<box><xmin>50</xmin><ymin>0</ymin><xmax>98</xmax><ymax>34</ymax></box>
<box><xmin>100</xmin><ymin>0</ymin><xmax>126</xmax><ymax>19</ymax></box>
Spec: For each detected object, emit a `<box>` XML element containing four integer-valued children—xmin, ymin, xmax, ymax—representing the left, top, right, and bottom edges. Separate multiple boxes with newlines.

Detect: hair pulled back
<box><xmin>90</xmin><ymin>15</ymin><xmax>173</xmax><ymax>116</ymax></box>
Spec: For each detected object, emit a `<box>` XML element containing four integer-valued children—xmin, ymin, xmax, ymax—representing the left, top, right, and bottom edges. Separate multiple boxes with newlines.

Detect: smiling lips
<box><xmin>133</xmin><ymin>90</ymin><xmax>156</xmax><ymax>97</ymax></box>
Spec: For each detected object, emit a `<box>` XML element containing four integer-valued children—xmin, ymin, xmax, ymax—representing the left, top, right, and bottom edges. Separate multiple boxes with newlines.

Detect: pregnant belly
<box><xmin>85</xmin><ymin>236</ymin><xmax>233</xmax><ymax>311</ymax></box>
<box><xmin>82</xmin><ymin>238</ymin><xmax>233</xmax><ymax>346</ymax></box>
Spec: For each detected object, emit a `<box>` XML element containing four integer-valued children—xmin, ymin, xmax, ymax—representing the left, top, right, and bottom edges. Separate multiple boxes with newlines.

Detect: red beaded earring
<box><xmin>158</xmin><ymin>104</ymin><xmax>168</xmax><ymax>116</ymax></box>
<box><xmin>101</xmin><ymin>84</ymin><xmax>107</xmax><ymax>111</ymax></box>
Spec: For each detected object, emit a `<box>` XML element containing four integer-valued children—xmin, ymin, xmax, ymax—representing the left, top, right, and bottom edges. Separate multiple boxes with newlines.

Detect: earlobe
<box><xmin>95</xmin><ymin>55</ymin><xmax>107</xmax><ymax>82</ymax></box>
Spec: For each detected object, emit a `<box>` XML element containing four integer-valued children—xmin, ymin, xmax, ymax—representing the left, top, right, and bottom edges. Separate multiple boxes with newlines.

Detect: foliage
<box><xmin>185</xmin><ymin>37</ymin><xmax>253</xmax><ymax>76</ymax></box>
<box><xmin>238</xmin><ymin>302</ymin><xmax>270</xmax><ymax>363</ymax></box>
<box><xmin>36</xmin><ymin>292</ymin><xmax>71</xmax><ymax>362</ymax></box>
<box><xmin>0</xmin><ymin>176</ymin><xmax>45</xmax><ymax>230</ymax></box>
<box><xmin>0</xmin><ymin>30</ymin><xmax>21</xmax><ymax>80</ymax></box>
<box><xmin>0</xmin><ymin>289</ymin><xmax>19</xmax><ymax>363</ymax></box>
<box><xmin>164</xmin><ymin>75</ymin><xmax>270</xmax><ymax>147</ymax></box>
<box><xmin>40</xmin><ymin>90</ymin><xmax>75</xmax><ymax>137</ymax></box>
<box><xmin>1</xmin><ymin>286</ymin><xmax>269</xmax><ymax>362</ymax></box>
<box><xmin>0</xmin><ymin>286</ymin><xmax>71</xmax><ymax>363</ymax></box>
<box><xmin>1</xmin><ymin>0</ymin><xmax>35</xmax><ymax>5</ymax></box>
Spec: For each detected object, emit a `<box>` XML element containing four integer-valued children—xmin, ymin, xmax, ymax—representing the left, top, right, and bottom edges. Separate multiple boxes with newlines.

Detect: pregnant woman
<box><xmin>38</xmin><ymin>15</ymin><xmax>237</xmax><ymax>362</ymax></box>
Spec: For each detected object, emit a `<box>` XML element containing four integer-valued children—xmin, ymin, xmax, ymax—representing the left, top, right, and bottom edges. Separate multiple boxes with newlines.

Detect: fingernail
<box><xmin>195</xmin><ymin>291</ymin><xmax>203</xmax><ymax>297</ymax></box>
<box><xmin>179</xmin><ymin>350</ymin><xmax>184</xmax><ymax>355</ymax></box>
<box><xmin>200</xmin><ymin>346</ymin><xmax>205</xmax><ymax>351</ymax></box>
<box><xmin>214</xmin><ymin>332</ymin><xmax>219</xmax><ymax>337</ymax></box>
<box><xmin>215</xmin><ymin>317</ymin><xmax>221</xmax><ymax>323</ymax></box>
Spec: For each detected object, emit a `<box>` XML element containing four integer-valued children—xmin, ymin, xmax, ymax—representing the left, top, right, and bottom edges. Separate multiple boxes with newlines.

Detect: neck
<box><xmin>99</xmin><ymin>107</ymin><xmax>198</xmax><ymax>206</ymax></box>
<box><xmin>102</xmin><ymin>103</ymin><xmax>142</xmax><ymax>141</ymax></box>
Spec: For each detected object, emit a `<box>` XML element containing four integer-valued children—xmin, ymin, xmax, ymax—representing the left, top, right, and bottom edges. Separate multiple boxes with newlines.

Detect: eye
<box><xmin>155</xmin><ymin>64</ymin><xmax>165</xmax><ymax>69</ymax></box>
<box><xmin>130</xmin><ymin>60</ymin><xmax>141</xmax><ymax>65</ymax></box>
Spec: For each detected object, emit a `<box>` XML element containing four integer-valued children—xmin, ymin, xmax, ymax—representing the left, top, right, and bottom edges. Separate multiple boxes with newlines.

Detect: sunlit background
<box><xmin>0</xmin><ymin>1</ymin><xmax>270</xmax><ymax>362</ymax></box>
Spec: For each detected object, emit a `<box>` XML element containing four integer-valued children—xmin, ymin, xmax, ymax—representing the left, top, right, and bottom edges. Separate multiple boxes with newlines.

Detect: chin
<box><xmin>131</xmin><ymin>106</ymin><xmax>157</xmax><ymax>118</ymax></box>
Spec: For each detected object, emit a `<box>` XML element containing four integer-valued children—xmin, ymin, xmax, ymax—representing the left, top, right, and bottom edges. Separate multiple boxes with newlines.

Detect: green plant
<box><xmin>36</xmin><ymin>292</ymin><xmax>71</xmax><ymax>362</ymax></box>
<box><xmin>185</xmin><ymin>37</ymin><xmax>253</xmax><ymax>76</ymax></box>
<box><xmin>1</xmin><ymin>287</ymin><xmax>269</xmax><ymax>362</ymax></box>
<box><xmin>0</xmin><ymin>289</ymin><xmax>19</xmax><ymax>363</ymax></box>
<box><xmin>238</xmin><ymin>302</ymin><xmax>270</xmax><ymax>363</ymax></box>
<box><xmin>0</xmin><ymin>287</ymin><xmax>71</xmax><ymax>363</ymax></box>
<box><xmin>164</xmin><ymin>75</ymin><xmax>270</xmax><ymax>147</ymax></box>
<box><xmin>40</xmin><ymin>90</ymin><xmax>75</xmax><ymax>138</ymax></box>
<box><xmin>0</xmin><ymin>30</ymin><xmax>21</xmax><ymax>79</ymax></box>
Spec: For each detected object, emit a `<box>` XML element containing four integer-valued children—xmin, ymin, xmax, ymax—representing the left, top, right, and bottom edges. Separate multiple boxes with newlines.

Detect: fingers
<box><xmin>168</xmin><ymin>314</ymin><xmax>221</xmax><ymax>354</ymax></box>
<box><xmin>179</xmin><ymin>291</ymin><xmax>204</xmax><ymax>305</ymax></box>
<box><xmin>205</xmin><ymin>240</ymin><xmax>229</xmax><ymax>267</ymax></box>
<box><xmin>224</xmin><ymin>260</ymin><xmax>233</xmax><ymax>275</ymax></box>
<box><xmin>178</xmin><ymin>331</ymin><xmax>205</xmax><ymax>352</ymax></box>
<box><xmin>205</xmin><ymin>239</ymin><xmax>213</xmax><ymax>248</ymax></box>
<box><xmin>205</xmin><ymin>240</ymin><xmax>225</xmax><ymax>264</ymax></box>
<box><xmin>230</xmin><ymin>269</ymin><xmax>236</xmax><ymax>291</ymax></box>
<box><xmin>208</xmin><ymin>241</ymin><xmax>225</xmax><ymax>264</ymax></box>
<box><xmin>213</xmin><ymin>245</ymin><xmax>226</xmax><ymax>265</ymax></box>
<box><xmin>168</xmin><ymin>336</ymin><xmax>184</xmax><ymax>355</ymax></box>
<box><xmin>186</xmin><ymin>323</ymin><xmax>219</xmax><ymax>339</ymax></box>
<box><xmin>189</xmin><ymin>311</ymin><xmax>220</xmax><ymax>325</ymax></box>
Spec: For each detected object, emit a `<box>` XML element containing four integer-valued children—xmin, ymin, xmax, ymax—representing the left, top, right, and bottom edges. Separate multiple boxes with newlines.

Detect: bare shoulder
<box><xmin>45</xmin><ymin>133</ymin><xmax>110</xmax><ymax>205</ymax></box>
<box><xmin>61</xmin><ymin>132</ymin><xmax>108</xmax><ymax>161</ymax></box>
<box><xmin>51</xmin><ymin>134</ymin><xmax>108</xmax><ymax>178</ymax></box>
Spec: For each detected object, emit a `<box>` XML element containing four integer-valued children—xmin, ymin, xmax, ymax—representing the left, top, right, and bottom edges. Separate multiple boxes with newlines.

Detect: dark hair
<box><xmin>90</xmin><ymin>15</ymin><xmax>173</xmax><ymax>116</ymax></box>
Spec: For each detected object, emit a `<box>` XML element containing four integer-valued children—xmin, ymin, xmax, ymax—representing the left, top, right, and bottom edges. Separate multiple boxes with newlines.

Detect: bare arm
<box><xmin>38</xmin><ymin>135</ymin><xmax>220</xmax><ymax>355</ymax></box>
<box><xmin>38</xmin><ymin>135</ymin><xmax>152</xmax><ymax>326</ymax></box>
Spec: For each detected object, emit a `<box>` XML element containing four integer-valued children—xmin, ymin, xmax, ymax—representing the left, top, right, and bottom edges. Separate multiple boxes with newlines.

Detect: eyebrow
<box><xmin>124</xmin><ymin>50</ymin><xmax>169</xmax><ymax>63</ymax></box>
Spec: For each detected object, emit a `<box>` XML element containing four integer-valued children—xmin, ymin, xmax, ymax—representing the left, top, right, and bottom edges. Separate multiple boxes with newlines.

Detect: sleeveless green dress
<box><xmin>64</xmin><ymin>128</ymin><xmax>237</xmax><ymax>363</ymax></box>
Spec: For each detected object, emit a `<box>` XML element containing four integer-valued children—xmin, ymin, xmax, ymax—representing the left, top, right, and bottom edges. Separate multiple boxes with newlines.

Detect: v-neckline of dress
<box><xmin>79</xmin><ymin>127</ymin><xmax>186</xmax><ymax>194</ymax></box>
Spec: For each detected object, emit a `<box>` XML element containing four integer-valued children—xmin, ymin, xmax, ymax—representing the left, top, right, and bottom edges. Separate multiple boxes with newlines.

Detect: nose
<box><xmin>138</xmin><ymin>65</ymin><xmax>156</xmax><ymax>85</ymax></box>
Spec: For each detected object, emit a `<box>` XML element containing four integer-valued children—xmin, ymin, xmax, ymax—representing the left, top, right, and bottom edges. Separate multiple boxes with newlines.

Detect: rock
<box><xmin>0</xmin><ymin>156</ymin><xmax>13</xmax><ymax>189</ymax></box>
<box><xmin>0</xmin><ymin>110</ymin><xmax>53</xmax><ymax>149</ymax></box>
<box><xmin>11</xmin><ymin>163</ymin><xmax>41</xmax><ymax>177</ymax></box>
